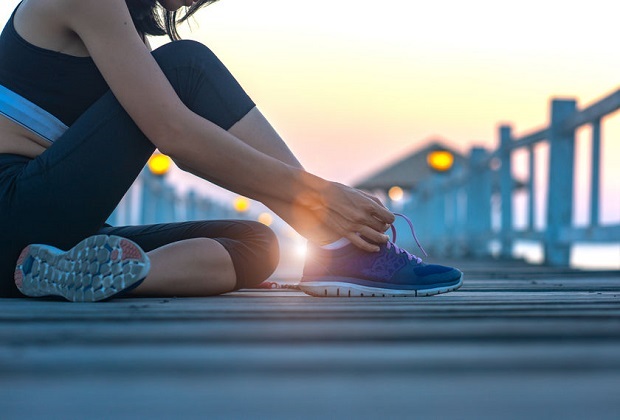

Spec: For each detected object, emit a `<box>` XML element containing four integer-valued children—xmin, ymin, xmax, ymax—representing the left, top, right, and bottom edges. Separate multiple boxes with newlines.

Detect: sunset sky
<box><xmin>1</xmin><ymin>0</ymin><xmax>618</xmax><ymax>223</ymax></box>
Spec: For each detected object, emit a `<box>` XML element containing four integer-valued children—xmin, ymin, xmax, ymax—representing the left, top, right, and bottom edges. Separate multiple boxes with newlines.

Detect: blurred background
<box><xmin>1</xmin><ymin>0</ymin><xmax>618</xmax><ymax>273</ymax></box>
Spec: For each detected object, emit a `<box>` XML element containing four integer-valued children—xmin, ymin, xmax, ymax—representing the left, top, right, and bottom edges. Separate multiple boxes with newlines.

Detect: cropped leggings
<box><xmin>0</xmin><ymin>40</ymin><xmax>280</xmax><ymax>298</ymax></box>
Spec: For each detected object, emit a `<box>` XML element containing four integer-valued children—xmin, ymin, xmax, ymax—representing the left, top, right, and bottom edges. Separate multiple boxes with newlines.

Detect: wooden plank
<box><xmin>0</xmin><ymin>259</ymin><xmax>619</xmax><ymax>419</ymax></box>
<box><xmin>2</xmin><ymin>371</ymin><xmax>620</xmax><ymax>420</ymax></box>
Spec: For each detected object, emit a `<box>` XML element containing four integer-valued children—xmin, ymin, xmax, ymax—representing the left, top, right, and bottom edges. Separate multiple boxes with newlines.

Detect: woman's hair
<box><xmin>126</xmin><ymin>0</ymin><xmax>220</xmax><ymax>41</ymax></box>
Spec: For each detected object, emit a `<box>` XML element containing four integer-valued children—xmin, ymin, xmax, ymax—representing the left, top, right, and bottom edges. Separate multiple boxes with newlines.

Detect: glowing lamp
<box><xmin>427</xmin><ymin>150</ymin><xmax>454</xmax><ymax>172</ymax></box>
<box><xmin>233</xmin><ymin>196</ymin><xmax>250</xmax><ymax>213</ymax></box>
<box><xmin>258</xmin><ymin>212</ymin><xmax>273</xmax><ymax>226</ymax></box>
<box><xmin>147</xmin><ymin>153</ymin><xmax>172</xmax><ymax>176</ymax></box>
<box><xmin>388</xmin><ymin>186</ymin><xmax>404</xmax><ymax>202</ymax></box>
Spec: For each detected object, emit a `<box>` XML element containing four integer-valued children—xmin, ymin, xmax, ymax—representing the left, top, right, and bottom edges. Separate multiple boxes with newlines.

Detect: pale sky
<box><xmin>1</xmin><ymin>0</ymin><xmax>618</xmax><ymax>223</ymax></box>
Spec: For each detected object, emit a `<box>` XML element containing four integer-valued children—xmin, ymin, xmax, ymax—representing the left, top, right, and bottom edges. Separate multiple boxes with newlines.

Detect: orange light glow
<box><xmin>233</xmin><ymin>196</ymin><xmax>250</xmax><ymax>213</ymax></box>
<box><xmin>388</xmin><ymin>186</ymin><xmax>404</xmax><ymax>201</ymax></box>
<box><xmin>427</xmin><ymin>150</ymin><xmax>454</xmax><ymax>172</ymax></box>
<box><xmin>258</xmin><ymin>212</ymin><xmax>273</xmax><ymax>226</ymax></box>
<box><xmin>147</xmin><ymin>153</ymin><xmax>172</xmax><ymax>176</ymax></box>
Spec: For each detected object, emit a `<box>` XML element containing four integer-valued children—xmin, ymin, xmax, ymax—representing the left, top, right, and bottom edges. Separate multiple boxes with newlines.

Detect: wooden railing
<box><xmin>399</xmin><ymin>88</ymin><xmax>620</xmax><ymax>266</ymax></box>
<box><xmin>107</xmin><ymin>168</ymin><xmax>237</xmax><ymax>226</ymax></box>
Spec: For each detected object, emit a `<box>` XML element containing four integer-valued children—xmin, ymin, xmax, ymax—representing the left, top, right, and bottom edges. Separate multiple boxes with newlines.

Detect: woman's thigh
<box><xmin>5</xmin><ymin>91</ymin><xmax>155</xmax><ymax>249</ymax></box>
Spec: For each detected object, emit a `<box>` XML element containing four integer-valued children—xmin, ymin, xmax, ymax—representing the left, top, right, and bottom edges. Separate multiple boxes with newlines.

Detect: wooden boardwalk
<box><xmin>1</xmin><ymin>258</ymin><xmax>619</xmax><ymax>419</ymax></box>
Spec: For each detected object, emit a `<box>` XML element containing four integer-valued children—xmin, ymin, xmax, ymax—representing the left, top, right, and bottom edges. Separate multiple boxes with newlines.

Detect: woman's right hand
<box><xmin>309</xmin><ymin>181</ymin><xmax>395</xmax><ymax>252</ymax></box>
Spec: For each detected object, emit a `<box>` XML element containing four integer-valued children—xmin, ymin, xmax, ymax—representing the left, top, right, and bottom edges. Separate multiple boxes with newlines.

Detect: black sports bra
<box><xmin>0</xmin><ymin>3</ymin><xmax>109</xmax><ymax>128</ymax></box>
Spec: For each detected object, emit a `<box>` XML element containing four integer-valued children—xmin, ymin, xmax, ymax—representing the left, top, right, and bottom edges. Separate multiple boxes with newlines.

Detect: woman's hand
<box><xmin>307</xmin><ymin>182</ymin><xmax>395</xmax><ymax>252</ymax></box>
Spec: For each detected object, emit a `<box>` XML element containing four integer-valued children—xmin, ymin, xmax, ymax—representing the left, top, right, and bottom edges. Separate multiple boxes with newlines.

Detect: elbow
<box><xmin>147</xmin><ymin>118</ymin><xmax>184</xmax><ymax>157</ymax></box>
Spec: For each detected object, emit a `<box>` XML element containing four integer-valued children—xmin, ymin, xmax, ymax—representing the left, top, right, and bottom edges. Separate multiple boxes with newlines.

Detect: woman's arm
<box><xmin>62</xmin><ymin>0</ymin><xmax>393</xmax><ymax>250</ymax></box>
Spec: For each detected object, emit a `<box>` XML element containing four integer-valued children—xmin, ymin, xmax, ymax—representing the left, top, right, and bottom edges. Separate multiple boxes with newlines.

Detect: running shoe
<box><xmin>14</xmin><ymin>235</ymin><xmax>150</xmax><ymax>302</ymax></box>
<box><xmin>299</xmin><ymin>214</ymin><xmax>462</xmax><ymax>297</ymax></box>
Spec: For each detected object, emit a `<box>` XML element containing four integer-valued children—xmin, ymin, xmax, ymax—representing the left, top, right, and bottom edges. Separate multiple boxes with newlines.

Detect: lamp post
<box><xmin>142</xmin><ymin>152</ymin><xmax>173</xmax><ymax>224</ymax></box>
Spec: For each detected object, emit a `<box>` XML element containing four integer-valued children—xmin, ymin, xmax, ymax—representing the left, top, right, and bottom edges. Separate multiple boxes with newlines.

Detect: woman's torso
<box><xmin>0</xmin><ymin>0</ymin><xmax>109</xmax><ymax>158</ymax></box>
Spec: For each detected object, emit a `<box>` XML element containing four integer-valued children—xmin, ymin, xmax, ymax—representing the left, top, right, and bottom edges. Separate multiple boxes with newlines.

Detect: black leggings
<box><xmin>0</xmin><ymin>40</ymin><xmax>280</xmax><ymax>298</ymax></box>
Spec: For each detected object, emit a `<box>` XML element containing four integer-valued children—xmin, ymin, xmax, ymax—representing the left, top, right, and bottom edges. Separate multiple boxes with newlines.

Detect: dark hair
<box><xmin>126</xmin><ymin>0</ymin><xmax>220</xmax><ymax>41</ymax></box>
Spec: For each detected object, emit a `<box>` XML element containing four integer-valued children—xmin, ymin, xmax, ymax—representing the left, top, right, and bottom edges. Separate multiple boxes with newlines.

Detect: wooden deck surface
<box><xmin>1</xmin><ymin>258</ymin><xmax>619</xmax><ymax>419</ymax></box>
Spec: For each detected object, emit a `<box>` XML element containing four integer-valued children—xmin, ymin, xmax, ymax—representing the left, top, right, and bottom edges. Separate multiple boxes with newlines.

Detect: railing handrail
<box><xmin>485</xmin><ymin>88</ymin><xmax>620</xmax><ymax>158</ymax></box>
<box><xmin>562</xmin><ymin>88</ymin><xmax>620</xmax><ymax>131</ymax></box>
<box><xmin>399</xmin><ymin>86</ymin><xmax>619</xmax><ymax>267</ymax></box>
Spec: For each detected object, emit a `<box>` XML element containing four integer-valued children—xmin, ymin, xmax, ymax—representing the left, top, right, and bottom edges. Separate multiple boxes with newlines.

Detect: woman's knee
<box><xmin>151</xmin><ymin>40</ymin><xmax>255</xmax><ymax>130</ymax></box>
<box><xmin>151</xmin><ymin>40</ymin><xmax>218</xmax><ymax>70</ymax></box>
<box><xmin>218</xmin><ymin>220</ymin><xmax>280</xmax><ymax>289</ymax></box>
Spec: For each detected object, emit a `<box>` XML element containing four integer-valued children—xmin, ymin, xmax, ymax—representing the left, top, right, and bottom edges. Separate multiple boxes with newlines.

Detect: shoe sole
<box><xmin>298</xmin><ymin>275</ymin><xmax>463</xmax><ymax>297</ymax></box>
<box><xmin>14</xmin><ymin>235</ymin><xmax>150</xmax><ymax>302</ymax></box>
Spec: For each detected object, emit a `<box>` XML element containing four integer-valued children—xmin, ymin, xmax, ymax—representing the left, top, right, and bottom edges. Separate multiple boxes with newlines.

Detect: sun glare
<box><xmin>295</xmin><ymin>241</ymin><xmax>307</xmax><ymax>259</ymax></box>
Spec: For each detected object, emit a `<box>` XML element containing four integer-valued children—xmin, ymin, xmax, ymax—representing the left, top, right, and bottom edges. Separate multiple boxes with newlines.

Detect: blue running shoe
<box><xmin>299</xmin><ymin>214</ymin><xmax>462</xmax><ymax>297</ymax></box>
<box><xmin>14</xmin><ymin>235</ymin><xmax>150</xmax><ymax>302</ymax></box>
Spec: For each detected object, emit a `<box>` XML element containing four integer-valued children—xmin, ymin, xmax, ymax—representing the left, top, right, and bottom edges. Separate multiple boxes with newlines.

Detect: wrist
<box><xmin>293</xmin><ymin>169</ymin><xmax>331</xmax><ymax>210</ymax></box>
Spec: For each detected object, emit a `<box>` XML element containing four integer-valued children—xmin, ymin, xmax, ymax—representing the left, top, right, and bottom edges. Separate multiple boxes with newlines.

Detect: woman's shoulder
<box><xmin>19</xmin><ymin>0</ymin><xmax>131</xmax><ymax>28</ymax></box>
<box><xmin>15</xmin><ymin>0</ymin><xmax>134</xmax><ymax>58</ymax></box>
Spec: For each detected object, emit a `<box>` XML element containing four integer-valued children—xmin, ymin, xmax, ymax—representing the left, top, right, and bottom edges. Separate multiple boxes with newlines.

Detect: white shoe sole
<box><xmin>14</xmin><ymin>235</ymin><xmax>150</xmax><ymax>302</ymax></box>
<box><xmin>298</xmin><ymin>275</ymin><xmax>463</xmax><ymax>297</ymax></box>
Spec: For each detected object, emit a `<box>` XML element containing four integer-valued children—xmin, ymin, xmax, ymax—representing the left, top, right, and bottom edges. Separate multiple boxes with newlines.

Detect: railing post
<box><xmin>141</xmin><ymin>169</ymin><xmax>163</xmax><ymax>224</ymax></box>
<box><xmin>590</xmin><ymin>118</ymin><xmax>601</xmax><ymax>227</ymax></box>
<box><xmin>499</xmin><ymin>125</ymin><xmax>513</xmax><ymax>259</ymax></box>
<box><xmin>466</xmin><ymin>147</ymin><xmax>492</xmax><ymax>257</ymax></box>
<box><xmin>545</xmin><ymin>99</ymin><xmax>577</xmax><ymax>266</ymax></box>
<box><xmin>422</xmin><ymin>177</ymin><xmax>445</xmax><ymax>254</ymax></box>
<box><xmin>186</xmin><ymin>190</ymin><xmax>197</xmax><ymax>221</ymax></box>
<box><xmin>527</xmin><ymin>145</ymin><xmax>536</xmax><ymax>231</ymax></box>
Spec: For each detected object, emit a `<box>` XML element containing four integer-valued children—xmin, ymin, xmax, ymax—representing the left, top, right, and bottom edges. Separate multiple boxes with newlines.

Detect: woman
<box><xmin>0</xmin><ymin>0</ymin><xmax>462</xmax><ymax>301</ymax></box>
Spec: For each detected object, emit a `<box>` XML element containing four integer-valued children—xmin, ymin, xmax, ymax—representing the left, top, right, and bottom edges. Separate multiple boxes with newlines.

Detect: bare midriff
<box><xmin>0</xmin><ymin>115</ymin><xmax>49</xmax><ymax>158</ymax></box>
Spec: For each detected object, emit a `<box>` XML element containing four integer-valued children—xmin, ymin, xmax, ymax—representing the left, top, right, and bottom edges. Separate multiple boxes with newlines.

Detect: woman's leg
<box><xmin>0</xmin><ymin>41</ymin><xmax>272</xmax><ymax>297</ymax></box>
<box><xmin>152</xmin><ymin>41</ymin><xmax>336</xmax><ymax>244</ymax></box>
<box><xmin>97</xmin><ymin>220</ymin><xmax>279</xmax><ymax>296</ymax></box>
<box><xmin>138</xmin><ymin>238</ymin><xmax>236</xmax><ymax>297</ymax></box>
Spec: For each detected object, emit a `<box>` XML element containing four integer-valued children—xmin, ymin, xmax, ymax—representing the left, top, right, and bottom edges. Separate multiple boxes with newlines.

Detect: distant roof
<box><xmin>353</xmin><ymin>140</ymin><xmax>466</xmax><ymax>191</ymax></box>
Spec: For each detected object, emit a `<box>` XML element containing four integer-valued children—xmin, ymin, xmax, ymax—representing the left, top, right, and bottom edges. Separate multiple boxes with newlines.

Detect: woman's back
<box><xmin>0</xmin><ymin>0</ymin><xmax>108</xmax><ymax>157</ymax></box>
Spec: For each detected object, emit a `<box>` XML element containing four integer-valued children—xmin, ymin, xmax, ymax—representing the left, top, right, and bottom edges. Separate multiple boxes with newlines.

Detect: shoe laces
<box><xmin>385</xmin><ymin>213</ymin><xmax>428</xmax><ymax>264</ymax></box>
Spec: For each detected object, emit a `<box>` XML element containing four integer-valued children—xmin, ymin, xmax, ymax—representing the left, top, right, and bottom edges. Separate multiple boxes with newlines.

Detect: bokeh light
<box><xmin>233</xmin><ymin>196</ymin><xmax>250</xmax><ymax>213</ymax></box>
<box><xmin>147</xmin><ymin>153</ymin><xmax>172</xmax><ymax>176</ymax></box>
<box><xmin>388</xmin><ymin>186</ymin><xmax>404</xmax><ymax>201</ymax></box>
<box><xmin>258</xmin><ymin>212</ymin><xmax>273</xmax><ymax>226</ymax></box>
<box><xmin>427</xmin><ymin>150</ymin><xmax>454</xmax><ymax>172</ymax></box>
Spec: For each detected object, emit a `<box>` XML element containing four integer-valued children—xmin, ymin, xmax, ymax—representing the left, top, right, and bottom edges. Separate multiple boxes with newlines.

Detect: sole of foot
<box><xmin>14</xmin><ymin>235</ymin><xmax>150</xmax><ymax>302</ymax></box>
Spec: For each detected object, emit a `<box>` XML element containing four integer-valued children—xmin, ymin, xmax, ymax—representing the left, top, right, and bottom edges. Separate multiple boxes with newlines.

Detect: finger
<box><xmin>346</xmin><ymin>232</ymin><xmax>380</xmax><ymax>253</ymax></box>
<box><xmin>373</xmin><ymin>205</ymin><xmax>395</xmax><ymax>224</ymax></box>
<box><xmin>357</xmin><ymin>225</ymin><xmax>390</xmax><ymax>245</ymax></box>
<box><xmin>368</xmin><ymin>215</ymin><xmax>391</xmax><ymax>233</ymax></box>
<box><xmin>361</xmin><ymin>191</ymin><xmax>388</xmax><ymax>209</ymax></box>
<box><xmin>353</xmin><ymin>205</ymin><xmax>393</xmax><ymax>232</ymax></box>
